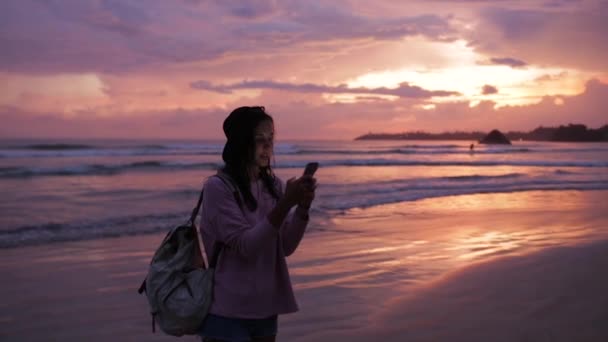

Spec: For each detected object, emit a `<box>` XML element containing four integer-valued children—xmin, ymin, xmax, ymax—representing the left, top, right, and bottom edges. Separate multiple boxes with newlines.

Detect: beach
<box><xmin>2</xmin><ymin>189</ymin><xmax>607</xmax><ymax>341</ymax></box>
<box><xmin>3</xmin><ymin>0</ymin><xmax>608</xmax><ymax>340</ymax></box>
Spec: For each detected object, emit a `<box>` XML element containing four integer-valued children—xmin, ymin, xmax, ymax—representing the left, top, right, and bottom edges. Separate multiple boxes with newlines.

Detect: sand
<box><xmin>307</xmin><ymin>241</ymin><xmax>608</xmax><ymax>342</ymax></box>
<box><xmin>1</xmin><ymin>190</ymin><xmax>607</xmax><ymax>341</ymax></box>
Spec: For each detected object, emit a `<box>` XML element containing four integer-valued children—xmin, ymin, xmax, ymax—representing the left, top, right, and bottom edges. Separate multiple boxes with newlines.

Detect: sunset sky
<box><xmin>1</xmin><ymin>0</ymin><xmax>607</xmax><ymax>140</ymax></box>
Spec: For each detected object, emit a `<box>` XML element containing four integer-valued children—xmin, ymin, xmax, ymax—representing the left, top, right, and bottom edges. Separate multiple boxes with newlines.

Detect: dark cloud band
<box><xmin>190</xmin><ymin>79</ymin><xmax>460</xmax><ymax>98</ymax></box>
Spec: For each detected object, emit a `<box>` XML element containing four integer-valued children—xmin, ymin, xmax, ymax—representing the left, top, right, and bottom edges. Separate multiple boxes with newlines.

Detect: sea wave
<box><xmin>2</xmin><ymin>177</ymin><xmax>607</xmax><ymax>247</ymax></box>
<box><xmin>0</xmin><ymin>148</ymin><xmax>220</xmax><ymax>159</ymax></box>
<box><xmin>281</xmin><ymin>159</ymin><xmax>608</xmax><ymax>168</ymax></box>
<box><xmin>295</xmin><ymin>148</ymin><xmax>532</xmax><ymax>155</ymax></box>
<box><xmin>0</xmin><ymin>212</ymin><xmax>184</xmax><ymax>248</ymax></box>
<box><xmin>0</xmin><ymin>161</ymin><xmax>221</xmax><ymax>178</ymax></box>
<box><xmin>2</xmin><ymin>158</ymin><xmax>607</xmax><ymax>178</ymax></box>
<box><xmin>3</xmin><ymin>142</ymin><xmax>608</xmax><ymax>159</ymax></box>
<box><xmin>24</xmin><ymin>143</ymin><xmax>96</xmax><ymax>150</ymax></box>
<box><xmin>443</xmin><ymin>173</ymin><xmax>523</xmax><ymax>181</ymax></box>
<box><xmin>0</xmin><ymin>148</ymin><xmax>535</xmax><ymax>158</ymax></box>
<box><xmin>319</xmin><ymin>180</ymin><xmax>608</xmax><ymax>211</ymax></box>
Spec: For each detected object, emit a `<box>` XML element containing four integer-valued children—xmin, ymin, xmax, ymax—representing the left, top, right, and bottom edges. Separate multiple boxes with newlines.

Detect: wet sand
<box><xmin>305</xmin><ymin>240</ymin><xmax>608</xmax><ymax>342</ymax></box>
<box><xmin>1</xmin><ymin>190</ymin><xmax>607</xmax><ymax>341</ymax></box>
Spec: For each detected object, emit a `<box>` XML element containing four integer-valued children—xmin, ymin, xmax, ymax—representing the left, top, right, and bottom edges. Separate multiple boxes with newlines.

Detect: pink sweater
<box><xmin>199</xmin><ymin>175</ymin><xmax>309</xmax><ymax>318</ymax></box>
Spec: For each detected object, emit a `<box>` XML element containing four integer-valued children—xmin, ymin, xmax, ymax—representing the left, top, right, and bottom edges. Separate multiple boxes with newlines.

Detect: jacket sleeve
<box><xmin>203</xmin><ymin>176</ymin><xmax>277</xmax><ymax>258</ymax></box>
<box><xmin>275</xmin><ymin>178</ymin><xmax>310</xmax><ymax>257</ymax></box>
<box><xmin>280</xmin><ymin>209</ymin><xmax>309</xmax><ymax>257</ymax></box>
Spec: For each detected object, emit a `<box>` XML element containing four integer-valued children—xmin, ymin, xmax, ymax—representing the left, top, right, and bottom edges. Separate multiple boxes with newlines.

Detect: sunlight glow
<box><xmin>0</xmin><ymin>73</ymin><xmax>108</xmax><ymax>114</ymax></box>
<box><xmin>322</xmin><ymin>93</ymin><xmax>396</xmax><ymax>103</ymax></box>
<box><xmin>416</xmin><ymin>103</ymin><xmax>436</xmax><ymax>110</ymax></box>
<box><xmin>0</xmin><ymin>73</ymin><xmax>105</xmax><ymax>100</ymax></box>
<box><xmin>345</xmin><ymin>40</ymin><xmax>591</xmax><ymax>107</ymax></box>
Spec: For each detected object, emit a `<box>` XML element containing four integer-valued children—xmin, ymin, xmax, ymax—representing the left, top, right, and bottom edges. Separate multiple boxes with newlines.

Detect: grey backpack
<box><xmin>138</xmin><ymin>173</ymin><xmax>240</xmax><ymax>336</ymax></box>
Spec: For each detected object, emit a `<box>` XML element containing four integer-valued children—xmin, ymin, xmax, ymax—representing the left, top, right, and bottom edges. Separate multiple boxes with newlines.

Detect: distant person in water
<box><xmin>469</xmin><ymin>143</ymin><xmax>475</xmax><ymax>152</ymax></box>
<box><xmin>197</xmin><ymin>106</ymin><xmax>317</xmax><ymax>342</ymax></box>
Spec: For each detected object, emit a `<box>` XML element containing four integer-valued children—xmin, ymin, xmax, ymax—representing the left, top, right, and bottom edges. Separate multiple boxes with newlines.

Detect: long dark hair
<box><xmin>221</xmin><ymin>106</ymin><xmax>279</xmax><ymax>211</ymax></box>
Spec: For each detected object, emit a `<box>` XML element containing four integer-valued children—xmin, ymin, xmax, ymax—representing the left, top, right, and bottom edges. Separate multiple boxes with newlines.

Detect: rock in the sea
<box><xmin>479</xmin><ymin>129</ymin><xmax>511</xmax><ymax>144</ymax></box>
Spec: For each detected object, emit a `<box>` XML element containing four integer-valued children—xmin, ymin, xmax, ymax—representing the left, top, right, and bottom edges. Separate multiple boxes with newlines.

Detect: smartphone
<box><xmin>303</xmin><ymin>162</ymin><xmax>319</xmax><ymax>176</ymax></box>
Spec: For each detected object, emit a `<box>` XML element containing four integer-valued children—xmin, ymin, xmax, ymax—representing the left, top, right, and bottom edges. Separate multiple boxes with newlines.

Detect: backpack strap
<box><xmin>215</xmin><ymin>171</ymin><xmax>243</xmax><ymax>210</ymax></box>
<box><xmin>188</xmin><ymin>172</ymin><xmax>242</xmax><ymax>224</ymax></box>
<box><xmin>192</xmin><ymin>172</ymin><xmax>244</xmax><ymax>269</ymax></box>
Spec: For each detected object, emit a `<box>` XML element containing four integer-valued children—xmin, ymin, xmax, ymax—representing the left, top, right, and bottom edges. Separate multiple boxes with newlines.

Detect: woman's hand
<box><xmin>282</xmin><ymin>177</ymin><xmax>303</xmax><ymax>208</ymax></box>
<box><xmin>297</xmin><ymin>175</ymin><xmax>316</xmax><ymax>209</ymax></box>
<box><xmin>269</xmin><ymin>176</ymin><xmax>316</xmax><ymax>228</ymax></box>
<box><xmin>282</xmin><ymin>175</ymin><xmax>317</xmax><ymax>208</ymax></box>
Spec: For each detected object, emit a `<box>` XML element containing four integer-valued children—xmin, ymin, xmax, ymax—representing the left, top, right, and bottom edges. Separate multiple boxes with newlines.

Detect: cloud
<box><xmin>239</xmin><ymin>77</ymin><xmax>603</xmax><ymax>135</ymax></box>
<box><xmin>0</xmin><ymin>0</ymin><xmax>456</xmax><ymax>74</ymax></box>
<box><xmin>425</xmin><ymin>79</ymin><xmax>608</xmax><ymax>132</ymax></box>
<box><xmin>534</xmin><ymin>71</ymin><xmax>569</xmax><ymax>82</ymax></box>
<box><xmin>3</xmin><ymin>80</ymin><xmax>606</xmax><ymax>140</ymax></box>
<box><xmin>481</xmin><ymin>84</ymin><xmax>498</xmax><ymax>94</ymax></box>
<box><xmin>0</xmin><ymin>105</ymin><xmax>228</xmax><ymax>139</ymax></box>
<box><xmin>489</xmin><ymin>57</ymin><xmax>528</xmax><ymax>68</ymax></box>
<box><xmin>1</xmin><ymin>0</ymin><xmax>605</xmax><ymax>140</ymax></box>
<box><xmin>542</xmin><ymin>0</ymin><xmax>584</xmax><ymax>8</ymax></box>
<box><xmin>223</xmin><ymin>0</ymin><xmax>280</xmax><ymax>19</ymax></box>
<box><xmin>468</xmin><ymin>3</ymin><xmax>608</xmax><ymax>71</ymax></box>
<box><xmin>190</xmin><ymin>79</ymin><xmax>461</xmax><ymax>98</ymax></box>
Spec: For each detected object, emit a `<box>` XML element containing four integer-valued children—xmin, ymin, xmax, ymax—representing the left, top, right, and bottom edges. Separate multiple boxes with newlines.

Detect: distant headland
<box><xmin>355</xmin><ymin>124</ymin><xmax>608</xmax><ymax>142</ymax></box>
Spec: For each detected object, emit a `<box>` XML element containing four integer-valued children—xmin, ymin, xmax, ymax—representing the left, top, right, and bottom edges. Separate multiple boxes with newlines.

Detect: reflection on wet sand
<box><xmin>281</xmin><ymin>190</ymin><xmax>608</xmax><ymax>341</ymax></box>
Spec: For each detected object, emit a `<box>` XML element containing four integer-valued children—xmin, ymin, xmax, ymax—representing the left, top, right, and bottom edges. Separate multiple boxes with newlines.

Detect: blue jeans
<box><xmin>198</xmin><ymin>313</ymin><xmax>278</xmax><ymax>342</ymax></box>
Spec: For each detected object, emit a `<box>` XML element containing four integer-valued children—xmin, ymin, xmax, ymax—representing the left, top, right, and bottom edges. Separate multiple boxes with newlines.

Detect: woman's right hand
<box><xmin>269</xmin><ymin>176</ymin><xmax>314</xmax><ymax>229</ymax></box>
<box><xmin>282</xmin><ymin>177</ymin><xmax>307</xmax><ymax>208</ymax></box>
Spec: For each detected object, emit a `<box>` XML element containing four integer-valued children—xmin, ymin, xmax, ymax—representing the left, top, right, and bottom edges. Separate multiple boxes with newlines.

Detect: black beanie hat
<box><xmin>222</xmin><ymin>106</ymin><xmax>270</xmax><ymax>165</ymax></box>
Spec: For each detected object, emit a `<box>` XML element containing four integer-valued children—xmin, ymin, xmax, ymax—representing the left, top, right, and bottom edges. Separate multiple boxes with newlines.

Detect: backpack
<box><xmin>137</xmin><ymin>173</ymin><xmax>241</xmax><ymax>336</ymax></box>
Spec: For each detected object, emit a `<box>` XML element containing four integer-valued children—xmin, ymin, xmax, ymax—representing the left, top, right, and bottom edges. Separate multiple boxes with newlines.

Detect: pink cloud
<box><xmin>2</xmin><ymin>80</ymin><xmax>606</xmax><ymax>140</ymax></box>
<box><xmin>0</xmin><ymin>0</ymin><xmax>455</xmax><ymax>74</ymax></box>
<box><xmin>481</xmin><ymin>85</ymin><xmax>498</xmax><ymax>95</ymax></box>
<box><xmin>1</xmin><ymin>0</ymin><xmax>605</xmax><ymax>139</ymax></box>
<box><xmin>488</xmin><ymin>57</ymin><xmax>528</xmax><ymax>68</ymax></box>
<box><xmin>468</xmin><ymin>3</ymin><xmax>608</xmax><ymax>71</ymax></box>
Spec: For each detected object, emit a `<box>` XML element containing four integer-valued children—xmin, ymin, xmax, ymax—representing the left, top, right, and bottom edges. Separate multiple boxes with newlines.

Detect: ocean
<box><xmin>1</xmin><ymin>138</ymin><xmax>607</xmax><ymax>249</ymax></box>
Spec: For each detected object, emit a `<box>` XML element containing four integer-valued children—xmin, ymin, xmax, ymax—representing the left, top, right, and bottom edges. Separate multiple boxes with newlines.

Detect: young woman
<box><xmin>198</xmin><ymin>106</ymin><xmax>316</xmax><ymax>342</ymax></box>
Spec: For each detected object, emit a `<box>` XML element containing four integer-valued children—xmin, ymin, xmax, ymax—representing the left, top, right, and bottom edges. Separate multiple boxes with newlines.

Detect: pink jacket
<box><xmin>199</xmin><ymin>174</ymin><xmax>309</xmax><ymax>318</ymax></box>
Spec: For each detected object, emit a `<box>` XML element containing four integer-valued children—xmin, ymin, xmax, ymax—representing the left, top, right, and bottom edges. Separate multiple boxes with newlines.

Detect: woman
<box><xmin>198</xmin><ymin>106</ymin><xmax>316</xmax><ymax>342</ymax></box>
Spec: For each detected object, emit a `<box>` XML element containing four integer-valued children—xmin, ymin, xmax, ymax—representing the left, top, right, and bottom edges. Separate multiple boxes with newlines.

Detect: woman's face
<box><xmin>252</xmin><ymin>119</ymin><xmax>274</xmax><ymax>169</ymax></box>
